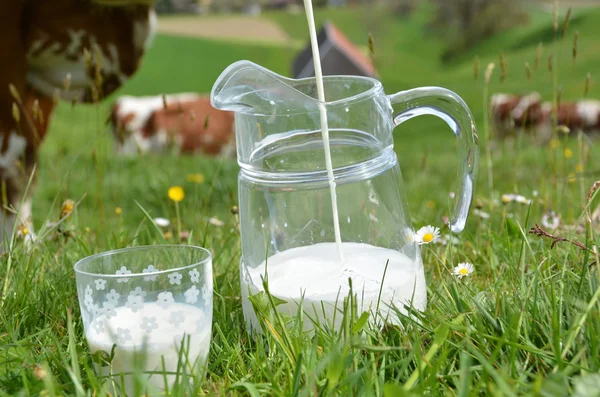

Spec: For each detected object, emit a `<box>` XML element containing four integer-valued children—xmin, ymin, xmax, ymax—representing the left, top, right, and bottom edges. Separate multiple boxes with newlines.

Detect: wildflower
<box><xmin>61</xmin><ymin>199</ymin><xmax>75</xmax><ymax>218</ymax></box>
<box><xmin>453</xmin><ymin>262</ymin><xmax>475</xmax><ymax>279</ymax></box>
<box><xmin>473</xmin><ymin>209</ymin><xmax>490</xmax><ymax>219</ymax></box>
<box><xmin>533</xmin><ymin>190</ymin><xmax>539</xmax><ymax>197</ymax></box>
<box><xmin>502</xmin><ymin>194</ymin><xmax>531</xmax><ymax>205</ymax></box>
<box><xmin>164</xmin><ymin>231</ymin><xmax>173</xmax><ymax>239</ymax></box>
<box><xmin>564</xmin><ymin>148</ymin><xmax>573</xmax><ymax>159</ymax></box>
<box><xmin>449</xmin><ymin>192</ymin><xmax>456</xmax><ymax>199</ymax></box>
<box><xmin>435</xmin><ymin>234</ymin><xmax>460</xmax><ymax>246</ymax></box>
<box><xmin>549</xmin><ymin>138</ymin><xmax>560</xmax><ymax>149</ymax></box>
<box><xmin>168</xmin><ymin>186</ymin><xmax>185</xmax><ymax>202</ymax></box>
<box><xmin>576</xmin><ymin>163</ymin><xmax>584</xmax><ymax>173</ymax></box>
<box><xmin>414</xmin><ymin>225</ymin><xmax>440</xmax><ymax>245</ymax></box>
<box><xmin>541</xmin><ymin>210</ymin><xmax>560</xmax><ymax>230</ymax></box>
<box><xmin>186</xmin><ymin>173</ymin><xmax>205</xmax><ymax>184</ymax></box>
<box><xmin>115</xmin><ymin>207</ymin><xmax>122</xmax><ymax>216</ymax></box>
<box><xmin>514</xmin><ymin>195</ymin><xmax>532</xmax><ymax>205</ymax></box>
<box><xmin>85</xmin><ymin>227</ymin><xmax>91</xmax><ymax>233</ymax></box>
<box><xmin>568</xmin><ymin>173</ymin><xmax>577</xmax><ymax>183</ymax></box>
<box><xmin>153</xmin><ymin>217</ymin><xmax>170</xmax><ymax>228</ymax></box>
<box><xmin>209</xmin><ymin>217</ymin><xmax>224</xmax><ymax>227</ymax></box>
<box><xmin>17</xmin><ymin>223</ymin><xmax>29</xmax><ymax>237</ymax></box>
<box><xmin>501</xmin><ymin>194</ymin><xmax>516</xmax><ymax>204</ymax></box>
<box><xmin>33</xmin><ymin>365</ymin><xmax>47</xmax><ymax>380</ymax></box>
<box><xmin>426</xmin><ymin>200</ymin><xmax>436</xmax><ymax>209</ymax></box>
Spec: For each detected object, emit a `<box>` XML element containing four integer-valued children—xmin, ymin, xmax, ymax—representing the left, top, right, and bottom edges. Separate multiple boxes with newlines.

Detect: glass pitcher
<box><xmin>211</xmin><ymin>61</ymin><xmax>478</xmax><ymax>334</ymax></box>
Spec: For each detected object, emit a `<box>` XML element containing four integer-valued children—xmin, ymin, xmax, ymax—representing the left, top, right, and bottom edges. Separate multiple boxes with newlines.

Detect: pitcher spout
<box><xmin>210</xmin><ymin>60</ymin><xmax>313</xmax><ymax>116</ymax></box>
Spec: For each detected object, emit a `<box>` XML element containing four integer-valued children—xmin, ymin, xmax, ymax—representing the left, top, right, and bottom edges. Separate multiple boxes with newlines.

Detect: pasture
<box><xmin>1</xmin><ymin>2</ymin><xmax>600</xmax><ymax>396</ymax></box>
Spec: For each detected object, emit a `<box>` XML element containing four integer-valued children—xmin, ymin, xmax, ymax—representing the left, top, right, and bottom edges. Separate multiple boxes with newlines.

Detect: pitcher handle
<box><xmin>388</xmin><ymin>87</ymin><xmax>479</xmax><ymax>233</ymax></box>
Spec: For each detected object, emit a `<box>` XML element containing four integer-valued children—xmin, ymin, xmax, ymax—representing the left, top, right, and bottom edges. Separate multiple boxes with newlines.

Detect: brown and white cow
<box><xmin>110</xmin><ymin>94</ymin><xmax>236</xmax><ymax>156</ymax></box>
<box><xmin>490</xmin><ymin>92</ymin><xmax>546</xmax><ymax>142</ymax></box>
<box><xmin>538</xmin><ymin>99</ymin><xmax>600</xmax><ymax>137</ymax></box>
<box><xmin>0</xmin><ymin>1</ymin><xmax>157</xmax><ymax>246</ymax></box>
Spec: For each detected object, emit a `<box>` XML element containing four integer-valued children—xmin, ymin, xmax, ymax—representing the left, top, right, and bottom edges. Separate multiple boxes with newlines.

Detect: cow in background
<box><xmin>110</xmin><ymin>94</ymin><xmax>236</xmax><ymax>156</ymax></box>
<box><xmin>0</xmin><ymin>1</ymin><xmax>157</xmax><ymax>246</ymax></box>
<box><xmin>489</xmin><ymin>92</ymin><xmax>549</xmax><ymax>143</ymax></box>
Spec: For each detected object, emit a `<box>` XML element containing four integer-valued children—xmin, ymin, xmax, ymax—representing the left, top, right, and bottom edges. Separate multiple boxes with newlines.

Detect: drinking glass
<box><xmin>74</xmin><ymin>245</ymin><xmax>212</xmax><ymax>395</ymax></box>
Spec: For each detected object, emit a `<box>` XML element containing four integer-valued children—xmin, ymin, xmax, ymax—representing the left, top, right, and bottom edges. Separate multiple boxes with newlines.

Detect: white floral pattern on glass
<box><xmin>94</xmin><ymin>279</ymin><xmax>107</xmax><ymax>290</ymax></box>
<box><xmin>143</xmin><ymin>265</ymin><xmax>159</xmax><ymax>281</ymax></box>
<box><xmin>115</xmin><ymin>328</ymin><xmax>132</xmax><ymax>344</ymax></box>
<box><xmin>115</xmin><ymin>266</ymin><xmax>132</xmax><ymax>283</ymax></box>
<box><xmin>84</xmin><ymin>294</ymin><xmax>94</xmax><ymax>309</ymax></box>
<box><xmin>92</xmin><ymin>304</ymin><xmax>103</xmax><ymax>317</ymax></box>
<box><xmin>140</xmin><ymin>317</ymin><xmax>159</xmax><ymax>333</ymax></box>
<box><xmin>184</xmin><ymin>286</ymin><xmax>200</xmax><ymax>304</ymax></box>
<box><xmin>126</xmin><ymin>294</ymin><xmax>144</xmax><ymax>312</ymax></box>
<box><xmin>201</xmin><ymin>284</ymin><xmax>211</xmax><ymax>303</ymax></box>
<box><xmin>102</xmin><ymin>302</ymin><xmax>117</xmax><ymax>319</ymax></box>
<box><xmin>168</xmin><ymin>272</ymin><xmax>182</xmax><ymax>285</ymax></box>
<box><xmin>169</xmin><ymin>311</ymin><xmax>185</xmax><ymax>326</ymax></box>
<box><xmin>93</xmin><ymin>319</ymin><xmax>105</xmax><ymax>334</ymax></box>
<box><xmin>85</xmin><ymin>285</ymin><xmax>93</xmax><ymax>296</ymax></box>
<box><xmin>189</xmin><ymin>269</ymin><xmax>200</xmax><ymax>283</ymax></box>
<box><xmin>106</xmin><ymin>289</ymin><xmax>120</xmax><ymax>305</ymax></box>
<box><xmin>130</xmin><ymin>287</ymin><xmax>147</xmax><ymax>298</ymax></box>
<box><xmin>156</xmin><ymin>292</ymin><xmax>174</xmax><ymax>309</ymax></box>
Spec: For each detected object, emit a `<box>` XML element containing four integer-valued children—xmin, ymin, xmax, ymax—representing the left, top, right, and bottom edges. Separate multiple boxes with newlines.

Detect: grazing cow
<box><xmin>490</xmin><ymin>92</ymin><xmax>546</xmax><ymax>141</ymax></box>
<box><xmin>110</xmin><ymin>94</ymin><xmax>236</xmax><ymax>156</ymax></box>
<box><xmin>0</xmin><ymin>0</ymin><xmax>157</xmax><ymax>246</ymax></box>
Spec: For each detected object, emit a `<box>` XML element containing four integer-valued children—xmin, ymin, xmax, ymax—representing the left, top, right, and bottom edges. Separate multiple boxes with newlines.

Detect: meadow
<box><xmin>1</xmin><ymin>2</ymin><xmax>600</xmax><ymax>396</ymax></box>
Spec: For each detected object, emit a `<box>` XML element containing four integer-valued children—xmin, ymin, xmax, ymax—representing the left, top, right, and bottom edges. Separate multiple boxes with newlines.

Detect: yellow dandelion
<box><xmin>567</xmin><ymin>173</ymin><xmax>576</xmax><ymax>183</ymax></box>
<box><xmin>564</xmin><ymin>148</ymin><xmax>573</xmax><ymax>159</ymax></box>
<box><xmin>164</xmin><ymin>231</ymin><xmax>173</xmax><ymax>239</ymax></box>
<box><xmin>115</xmin><ymin>207</ymin><xmax>122</xmax><ymax>216</ymax></box>
<box><xmin>168</xmin><ymin>186</ymin><xmax>185</xmax><ymax>202</ymax></box>
<box><xmin>575</xmin><ymin>163</ymin><xmax>584</xmax><ymax>173</ymax></box>
<box><xmin>61</xmin><ymin>199</ymin><xmax>75</xmax><ymax>218</ymax></box>
<box><xmin>426</xmin><ymin>200</ymin><xmax>436</xmax><ymax>209</ymax></box>
<box><xmin>549</xmin><ymin>138</ymin><xmax>560</xmax><ymax>149</ymax></box>
<box><xmin>186</xmin><ymin>173</ymin><xmax>205</xmax><ymax>184</ymax></box>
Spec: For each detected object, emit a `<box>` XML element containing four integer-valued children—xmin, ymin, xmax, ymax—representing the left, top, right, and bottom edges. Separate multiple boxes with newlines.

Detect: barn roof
<box><xmin>292</xmin><ymin>21</ymin><xmax>376</xmax><ymax>79</ymax></box>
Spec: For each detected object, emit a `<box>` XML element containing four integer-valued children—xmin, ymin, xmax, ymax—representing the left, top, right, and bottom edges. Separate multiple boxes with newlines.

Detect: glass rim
<box><xmin>73</xmin><ymin>244</ymin><xmax>212</xmax><ymax>279</ymax></box>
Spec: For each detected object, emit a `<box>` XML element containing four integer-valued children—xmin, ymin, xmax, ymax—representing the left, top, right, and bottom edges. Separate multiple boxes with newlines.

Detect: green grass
<box><xmin>2</xmin><ymin>2</ymin><xmax>600</xmax><ymax>396</ymax></box>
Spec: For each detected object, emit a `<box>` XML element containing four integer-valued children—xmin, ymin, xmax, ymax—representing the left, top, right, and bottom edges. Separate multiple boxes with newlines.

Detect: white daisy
<box><xmin>435</xmin><ymin>234</ymin><xmax>460</xmax><ymax>246</ymax></box>
<box><xmin>453</xmin><ymin>263</ymin><xmax>475</xmax><ymax>279</ymax></box>
<box><xmin>473</xmin><ymin>209</ymin><xmax>490</xmax><ymax>220</ymax></box>
<box><xmin>153</xmin><ymin>217</ymin><xmax>170</xmax><ymax>228</ymax></box>
<box><xmin>514</xmin><ymin>195</ymin><xmax>531</xmax><ymax>205</ymax></box>
<box><xmin>414</xmin><ymin>225</ymin><xmax>440</xmax><ymax>245</ymax></box>
<box><xmin>541</xmin><ymin>210</ymin><xmax>560</xmax><ymax>230</ymax></box>
<box><xmin>501</xmin><ymin>194</ymin><xmax>516</xmax><ymax>204</ymax></box>
<box><xmin>209</xmin><ymin>217</ymin><xmax>224</xmax><ymax>227</ymax></box>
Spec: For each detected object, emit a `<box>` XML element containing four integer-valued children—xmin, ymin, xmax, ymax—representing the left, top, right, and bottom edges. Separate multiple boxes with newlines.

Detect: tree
<box><xmin>429</xmin><ymin>0</ymin><xmax>529</xmax><ymax>61</ymax></box>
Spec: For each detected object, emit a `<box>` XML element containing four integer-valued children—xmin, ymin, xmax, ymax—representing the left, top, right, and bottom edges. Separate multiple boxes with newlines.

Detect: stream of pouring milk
<box><xmin>302</xmin><ymin>0</ymin><xmax>344</xmax><ymax>263</ymax></box>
